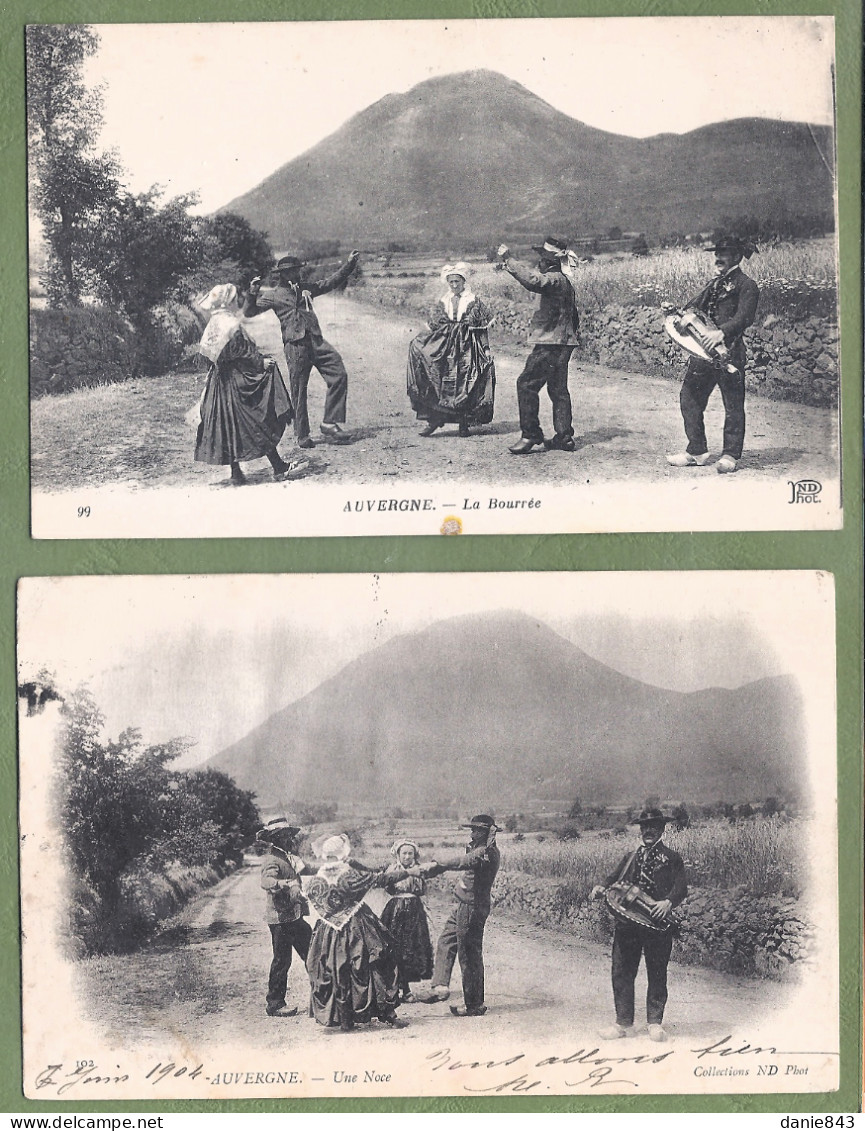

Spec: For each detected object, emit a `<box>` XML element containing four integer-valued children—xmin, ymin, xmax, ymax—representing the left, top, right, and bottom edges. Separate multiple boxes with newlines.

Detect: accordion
<box><xmin>664</xmin><ymin>309</ymin><xmax>738</xmax><ymax>374</ymax></box>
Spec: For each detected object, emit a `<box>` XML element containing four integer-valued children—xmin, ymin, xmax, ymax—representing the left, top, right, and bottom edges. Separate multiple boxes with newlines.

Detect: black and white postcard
<box><xmin>27</xmin><ymin>17</ymin><xmax>842</xmax><ymax>538</ymax></box>
<box><xmin>17</xmin><ymin>571</ymin><xmax>839</xmax><ymax>1098</ymax></box>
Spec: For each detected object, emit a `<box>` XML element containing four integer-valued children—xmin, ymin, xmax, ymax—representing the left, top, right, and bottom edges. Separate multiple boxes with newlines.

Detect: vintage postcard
<box><xmin>26</xmin><ymin>17</ymin><xmax>843</xmax><ymax>538</ymax></box>
<box><xmin>17</xmin><ymin>571</ymin><xmax>839</xmax><ymax>1099</ymax></box>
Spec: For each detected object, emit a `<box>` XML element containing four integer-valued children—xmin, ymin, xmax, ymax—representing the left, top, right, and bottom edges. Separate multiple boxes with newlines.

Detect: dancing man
<box><xmin>496</xmin><ymin>237</ymin><xmax>581</xmax><ymax>454</ymax></box>
<box><xmin>246</xmin><ymin>250</ymin><xmax>360</xmax><ymax>448</ymax></box>
<box><xmin>421</xmin><ymin>814</ymin><xmax>500</xmax><ymax>1017</ymax></box>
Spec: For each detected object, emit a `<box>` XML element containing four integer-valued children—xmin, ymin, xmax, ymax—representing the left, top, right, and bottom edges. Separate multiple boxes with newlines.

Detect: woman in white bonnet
<box><xmin>305</xmin><ymin>833</ymin><xmax>420</xmax><ymax>1031</ymax></box>
<box><xmin>407</xmin><ymin>261</ymin><xmax>496</xmax><ymax>438</ymax></box>
<box><xmin>380</xmin><ymin>838</ymin><xmax>434</xmax><ymax>1004</ymax></box>
<box><xmin>194</xmin><ymin>282</ymin><xmax>301</xmax><ymax>486</ymax></box>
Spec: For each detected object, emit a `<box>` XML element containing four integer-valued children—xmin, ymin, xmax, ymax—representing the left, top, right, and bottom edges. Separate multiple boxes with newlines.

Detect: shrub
<box><xmin>29</xmin><ymin>305</ymin><xmax>138</xmax><ymax>396</ymax></box>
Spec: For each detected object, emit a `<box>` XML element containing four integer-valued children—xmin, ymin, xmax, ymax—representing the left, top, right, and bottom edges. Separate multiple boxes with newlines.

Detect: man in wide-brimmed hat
<box><xmin>420</xmin><ymin>814</ymin><xmax>501</xmax><ymax>1017</ymax></box>
<box><xmin>590</xmin><ymin>807</ymin><xmax>687</xmax><ymax>1042</ymax></box>
<box><xmin>257</xmin><ymin>815</ymin><xmax>311</xmax><ymax>1017</ymax></box>
<box><xmin>246</xmin><ymin>250</ymin><xmax>360</xmax><ymax>449</ymax></box>
<box><xmin>666</xmin><ymin>234</ymin><xmax>760</xmax><ymax>474</ymax></box>
<box><xmin>496</xmin><ymin>237</ymin><xmax>581</xmax><ymax>454</ymax></box>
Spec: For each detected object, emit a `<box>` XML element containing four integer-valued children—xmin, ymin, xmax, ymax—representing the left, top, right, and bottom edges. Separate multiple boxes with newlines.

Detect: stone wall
<box><xmin>485</xmin><ymin>869</ymin><xmax>813</xmax><ymax>980</ymax></box>
<box><xmin>581</xmin><ymin>306</ymin><xmax>839</xmax><ymax>409</ymax></box>
<box><xmin>352</xmin><ymin>287</ymin><xmax>838</xmax><ymax>408</ymax></box>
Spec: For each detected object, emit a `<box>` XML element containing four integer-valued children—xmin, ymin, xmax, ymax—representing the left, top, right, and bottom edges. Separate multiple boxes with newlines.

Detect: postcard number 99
<box><xmin>77</xmin><ymin>506</ymin><xmax>91</xmax><ymax>518</ymax></box>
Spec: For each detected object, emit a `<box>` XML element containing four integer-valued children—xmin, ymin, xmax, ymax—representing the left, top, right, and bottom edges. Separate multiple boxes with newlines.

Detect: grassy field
<box><xmin>355</xmin><ymin>238</ymin><xmax>836</xmax><ymax>321</ymax></box>
<box><xmin>310</xmin><ymin>815</ymin><xmax>805</xmax><ymax>900</ymax></box>
<box><xmin>502</xmin><ymin>818</ymin><xmax>805</xmax><ymax>900</ymax></box>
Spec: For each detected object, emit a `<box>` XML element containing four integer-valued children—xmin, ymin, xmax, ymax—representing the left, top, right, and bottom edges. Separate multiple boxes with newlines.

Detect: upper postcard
<box><xmin>27</xmin><ymin>17</ymin><xmax>843</xmax><ymax>538</ymax></box>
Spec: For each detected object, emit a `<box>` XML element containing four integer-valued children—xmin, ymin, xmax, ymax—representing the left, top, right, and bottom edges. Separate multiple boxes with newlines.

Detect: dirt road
<box><xmin>32</xmin><ymin>294</ymin><xmax>839</xmax><ymax>492</ymax></box>
<box><xmin>76</xmin><ymin>862</ymin><xmax>785</xmax><ymax>1059</ymax></box>
<box><xmin>30</xmin><ymin>295</ymin><xmax>840</xmax><ymax>535</ymax></box>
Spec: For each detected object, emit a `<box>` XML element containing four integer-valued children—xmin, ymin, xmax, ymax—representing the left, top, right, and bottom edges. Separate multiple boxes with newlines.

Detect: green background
<box><xmin>1</xmin><ymin>0</ymin><xmax>862</xmax><ymax>1115</ymax></box>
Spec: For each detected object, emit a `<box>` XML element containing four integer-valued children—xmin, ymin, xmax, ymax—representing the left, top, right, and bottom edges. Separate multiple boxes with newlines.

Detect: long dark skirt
<box><xmin>195</xmin><ymin>331</ymin><xmax>292</xmax><ymax>465</ymax></box>
<box><xmin>380</xmin><ymin>894</ymin><xmax>433</xmax><ymax>983</ymax></box>
<box><xmin>307</xmin><ymin>904</ymin><xmax>401</xmax><ymax>1027</ymax></box>
<box><xmin>407</xmin><ymin>322</ymin><xmax>495</xmax><ymax>426</ymax></box>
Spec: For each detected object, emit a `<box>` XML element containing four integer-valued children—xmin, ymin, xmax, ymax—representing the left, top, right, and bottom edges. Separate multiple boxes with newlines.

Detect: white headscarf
<box><xmin>197</xmin><ymin>284</ymin><xmax>240</xmax><ymax>363</ymax></box>
<box><xmin>440</xmin><ymin>261</ymin><xmax>471</xmax><ymax>284</ymax></box>
<box><xmin>439</xmin><ymin>262</ymin><xmax>476</xmax><ymax>319</ymax></box>
<box><xmin>390</xmin><ymin>838</ymin><xmax>420</xmax><ymax>862</ymax></box>
<box><xmin>312</xmin><ymin>832</ymin><xmax>352</xmax><ymax>861</ymax></box>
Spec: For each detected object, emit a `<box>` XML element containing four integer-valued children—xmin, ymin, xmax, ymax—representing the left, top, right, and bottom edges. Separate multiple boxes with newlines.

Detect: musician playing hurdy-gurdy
<box><xmin>666</xmin><ymin>235</ymin><xmax>760</xmax><ymax>474</ymax></box>
<box><xmin>590</xmin><ymin>808</ymin><xmax>688</xmax><ymax>1043</ymax></box>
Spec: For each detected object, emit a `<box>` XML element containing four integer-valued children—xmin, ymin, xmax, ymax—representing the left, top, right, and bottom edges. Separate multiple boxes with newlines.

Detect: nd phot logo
<box><xmin>788</xmin><ymin>479</ymin><xmax>822</xmax><ymax>504</ymax></box>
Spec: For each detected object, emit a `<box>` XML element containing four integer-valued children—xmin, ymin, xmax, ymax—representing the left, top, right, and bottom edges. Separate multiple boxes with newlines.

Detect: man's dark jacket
<box><xmin>504</xmin><ymin>259</ymin><xmax>580</xmax><ymax>346</ymax></box>
<box><xmin>686</xmin><ymin>266</ymin><xmax>760</xmax><ymax>363</ymax></box>
<box><xmin>428</xmin><ymin>843</ymin><xmax>501</xmax><ymax>914</ymax></box>
<box><xmin>250</xmin><ymin>259</ymin><xmax>356</xmax><ymax>343</ymax></box>
<box><xmin>604</xmin><ymin>842</ymin><xmax>688</xmax><ymax>906</ymax></box>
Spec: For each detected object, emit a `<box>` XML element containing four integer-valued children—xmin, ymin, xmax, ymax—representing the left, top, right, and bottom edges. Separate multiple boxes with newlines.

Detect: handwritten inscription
<box><xmin>34</xmin><ymin>1062</ymin><xmax>132</xmax><ymax>1096</ymax></box>
<box><xmin>34</xmin><ymin>1060</ymin><xmax>303</xmax><ymax>1093</ymax></box>
<box><xmin>426</xmin><ymin>1045</ymin><xmax>674</xmax><ymax>1093</ymax></box>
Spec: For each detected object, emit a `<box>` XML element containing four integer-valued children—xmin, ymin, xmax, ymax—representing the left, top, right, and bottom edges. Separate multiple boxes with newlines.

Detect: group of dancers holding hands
<box><xmin>258</xmin><ymin>813</ymin><xmax>500</xmax><ymax>1031</ymax></box>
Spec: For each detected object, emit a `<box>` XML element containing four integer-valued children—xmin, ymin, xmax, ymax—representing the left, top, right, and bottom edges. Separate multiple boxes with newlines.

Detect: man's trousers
<box><xmin>680</xmin><ymin>357</ymin><xmax>746</xmax><ymax>460</ymax></box>
<box><xmin>267</xmin><ymin>919</ymin><xmax>312</xmax><ymax>1012</ymax></box>
<box><xmin>611</xmin><ymin>924</ymin><xmax>674</xmax><ymax>1027</ymax></box>
<box><xmin>432</xmin><ymin>902</ymin><xmax>490</xmax><ymax>1010</ymax></box>
<box><xmin>516</xmin><ymin>344</ymin><xmax>575</xmax><ymax>442</ymax></box>
<box><xmin>285</xmin><ymin>333</ymin><xmax>349</xmax><ymax>441</ymax></box>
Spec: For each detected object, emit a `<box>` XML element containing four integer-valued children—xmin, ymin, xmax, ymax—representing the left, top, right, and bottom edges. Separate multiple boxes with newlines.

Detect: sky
<box><xmin>17</xmin><ymin>572</ymin><xmax>833</xmax><ymax>768</ymax></box>
<box><xmin>79</xmin><ymin>17</ymin><xmax>837</xmax><ymax>213</ymax></box>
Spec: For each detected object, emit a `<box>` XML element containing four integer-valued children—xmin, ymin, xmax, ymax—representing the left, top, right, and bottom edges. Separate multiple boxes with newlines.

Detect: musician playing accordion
<box><xmin>590</xmin><ymin>808</ymin><xmax>687</xmax><ymax>1042</ymax></box>
<box><xmin>666</xmin><ymin>235</ymin><xmax>760</xmax><ymax>474</ymax></box>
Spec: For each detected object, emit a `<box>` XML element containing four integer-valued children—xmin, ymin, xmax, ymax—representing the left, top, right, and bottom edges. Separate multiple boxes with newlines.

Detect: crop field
<box><xmin>501</xmin><ymin>817</ymin><xmax>805</xmax><ymax>899</ymax></box>
<box><xmin>354</xmin><ymin>238</ymin><xmax>836</xmax><ymax>322</ymax></box>
<box><xmin>318</xmin><ymin>814</ymin><xmax>805</xmax><ymax>899</ymax></box>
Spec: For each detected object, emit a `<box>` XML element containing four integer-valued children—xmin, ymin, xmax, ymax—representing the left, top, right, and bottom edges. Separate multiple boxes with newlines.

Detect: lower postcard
<box><xmin>16</xmin><ymin>571</ymin><xmax>839</xmax><ymax>1100</ymax></box>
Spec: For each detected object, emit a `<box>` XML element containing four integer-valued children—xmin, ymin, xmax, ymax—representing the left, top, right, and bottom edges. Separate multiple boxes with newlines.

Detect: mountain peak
<box><xmin>222</xmin><ymin>68</ymin><xmax>834</xmax><ymax>250</ymax></box>
<box><xmin>207</xmin><ymin>611</ymin><xmax>805</xmax><ymax>810</ymax></box>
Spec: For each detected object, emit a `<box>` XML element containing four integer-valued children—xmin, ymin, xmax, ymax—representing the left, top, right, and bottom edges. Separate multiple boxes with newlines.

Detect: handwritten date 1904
<box><xmin>35</xmin><ymin>1060</ymin><xmax>203</xmax><ymax>1095</ymax></box>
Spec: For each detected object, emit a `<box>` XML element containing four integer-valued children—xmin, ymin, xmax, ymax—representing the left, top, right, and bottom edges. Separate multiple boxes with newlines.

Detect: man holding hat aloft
<box><xmin>258</xmin><ymin>815</ymin><xmax>312</xmax><ymax>1017</ymax></box>
<box><xmin>667</xmin><ymin>235</ymin><xmax>760</xmax><ymax>474</ymax></box>
<box><xmin>422</xmin><ymin>814</ymin><xmax>501</xmax><ymax>1017</ymax></box>
<box><xmin>496</xmin><ymin>237</ymin><xmax>581</xmax><ymax>454</ymax></box>
<box><xmin>246</xmin><ymin>250</ymin><xmax>360</xmax><ymax>449</ymax></box>
<box><xmin>590</xmin><ymin>808</ymin><xmax>687</xmax><ymax>1041</ymax></box>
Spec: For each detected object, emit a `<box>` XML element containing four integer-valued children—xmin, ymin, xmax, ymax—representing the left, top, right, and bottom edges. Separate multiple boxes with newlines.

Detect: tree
<box><xmin>26</xmin><ymin>25</ymin><xmax>121</xmax><ymax>305</ymax></box>
<box><xmin>176</xmin><ymin>769</ymin><xmax>260</xmax><ymax>865</ymax></box>
<box><xmin>56</xmin><ymin>688</ymin><xmax>192</xmax><ymax>912</ymax></box>
<box><xmin>90</xmin><ymin>188</ymin><xmax>204</xmax><ymax>328</ymax></box>
<box><xmin>671</xmin><ymin>802</ymin><xmax>690</xmax><ymax>830</ymax></box>
<box><xmin>198</xmin><ymin>212</ymin><xmax>273</xmax><ymax>283</ymax></box>
<box><xmin>761</xmin><ymin>796</ymin><xmax>782</xmax><ymax>818</ymax></box>
<box><xmin>568</xmin><ymin>796</ymin><xmax>583</xmax><ymax>820</ymax></box>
